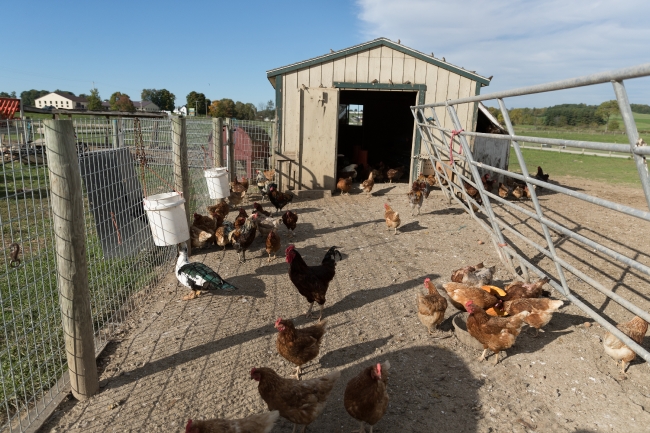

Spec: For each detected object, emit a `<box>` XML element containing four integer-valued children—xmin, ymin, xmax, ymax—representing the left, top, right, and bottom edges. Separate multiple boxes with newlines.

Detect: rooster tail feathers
<box><xmin>323</xmin><ymin>246</ymin><xmax>342</xmax><ymax>262</ymax></box>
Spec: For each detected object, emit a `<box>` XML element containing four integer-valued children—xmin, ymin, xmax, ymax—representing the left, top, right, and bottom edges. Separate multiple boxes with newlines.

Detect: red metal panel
<box><xmin>0</xmin><ymin>98</ymin><xmax>20</xmax><ymax>120</ymax></box>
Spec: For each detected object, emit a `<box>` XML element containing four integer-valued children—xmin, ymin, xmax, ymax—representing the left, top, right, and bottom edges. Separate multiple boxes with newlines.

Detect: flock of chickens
<box><xmin>177</xmin><ymin>164</ymin><xmax>645</xmax><ymax>433</ymax></box>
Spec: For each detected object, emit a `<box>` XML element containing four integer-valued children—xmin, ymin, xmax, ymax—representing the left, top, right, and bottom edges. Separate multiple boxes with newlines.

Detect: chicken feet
<box><xmin>292</xmin><ymin>365</ymin><xmax>302</xmax><ymax>380</ymax></box>
<box><xmin>478</xmin><ymin>349</ymin><xmax>500</xmax><ymax>365</ymax></box>
<box><xmin>304</xmin><ymin>302</ymin><xmax>324</xmax><ymax>322</ymax></box>
<box><xmin>267</xmin><ymin>253</ymin><xmax>276</xmax><ymax>262</ymax></box>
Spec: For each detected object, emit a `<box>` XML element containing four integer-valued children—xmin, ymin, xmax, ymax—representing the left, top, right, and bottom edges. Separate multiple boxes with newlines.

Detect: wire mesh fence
<box><xmin>1</xmin><ymin>119</ymin><xmax>63</xmax><ymax>432</ymax></box>
<box><xmin>0</xmin><ymin>115</ymin><xmax>275</xmax><ymax>432</ymax></box>
<box><xmin>0</xmin><ymin>117</ymin><xmax>179</xmax><ymax>432</ymax></box>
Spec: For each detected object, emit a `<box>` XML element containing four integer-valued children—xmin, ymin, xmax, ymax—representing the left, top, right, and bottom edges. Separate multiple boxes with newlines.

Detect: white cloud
<box><xmin>356</xmin><ymin>0</ymin><xmax>650</xmax><ymax>107</ymax></box>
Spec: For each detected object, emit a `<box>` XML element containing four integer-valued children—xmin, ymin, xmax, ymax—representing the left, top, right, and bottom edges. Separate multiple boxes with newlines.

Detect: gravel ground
<box><xmin>41</xmin><ymin>178</ymin><xmax>650</xmax><ymax>433</ymax></box>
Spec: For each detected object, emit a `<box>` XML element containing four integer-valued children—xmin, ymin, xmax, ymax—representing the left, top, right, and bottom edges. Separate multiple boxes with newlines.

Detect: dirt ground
<box><xmin>41</xmin><ymin>177</ymin><xmax>650</xmax><ymax>433</ymax></box>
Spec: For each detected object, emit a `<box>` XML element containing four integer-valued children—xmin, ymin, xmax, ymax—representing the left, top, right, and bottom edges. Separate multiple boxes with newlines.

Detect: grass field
<box><xmin>509</xmin><ymin>147</ymin><xmax>642</xmax><ymax>186</ymax></box>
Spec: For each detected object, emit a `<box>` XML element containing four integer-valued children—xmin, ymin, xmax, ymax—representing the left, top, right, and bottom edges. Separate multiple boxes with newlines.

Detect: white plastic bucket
<box><xmin>204</xmin><ymin>167</ymin><xmax>230</xmax><ymax>199</ymax></box>
<box><xmin>142</xmin><ymin>192</ymin><xmax>190</xmax><ymax>246</ymax></box>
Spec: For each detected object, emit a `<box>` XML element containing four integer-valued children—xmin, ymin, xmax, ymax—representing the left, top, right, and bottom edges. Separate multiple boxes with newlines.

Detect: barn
<box><xmin>267</xmin><ymin>37</ymin><xmax>493</xmax><ymax>191</ymax></box>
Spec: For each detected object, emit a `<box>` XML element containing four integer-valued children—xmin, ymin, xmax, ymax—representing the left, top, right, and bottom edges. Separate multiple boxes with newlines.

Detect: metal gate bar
<box><xmin>411</xmin><ymin>63</ymin><xmax>650</xmax><ymax>365</ymax></box>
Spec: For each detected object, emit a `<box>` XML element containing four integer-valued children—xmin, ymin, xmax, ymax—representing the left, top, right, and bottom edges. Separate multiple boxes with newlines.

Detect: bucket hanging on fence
<box><xmin>142</xmin><ymin>192</ymin><xmax>190</xmax><ymax>246</ymax></box>
<box><xmin>204</xmin><ymin>167</ymin><xmax>230</xmax><ymax>199</ymax></box>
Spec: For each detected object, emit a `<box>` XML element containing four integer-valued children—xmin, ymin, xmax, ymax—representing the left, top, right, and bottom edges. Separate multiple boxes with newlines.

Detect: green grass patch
<box><xmin>509</xmin><ymin>148</ymin><xmax>642</xmax><ymax>186</ymax></box>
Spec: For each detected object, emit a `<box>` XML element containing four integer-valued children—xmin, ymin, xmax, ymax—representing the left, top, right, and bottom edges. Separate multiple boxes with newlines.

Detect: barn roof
<box><xmin>266</xmin><ymin>37</ymin><xmax>491</xmax><ymax>87</ymax></box>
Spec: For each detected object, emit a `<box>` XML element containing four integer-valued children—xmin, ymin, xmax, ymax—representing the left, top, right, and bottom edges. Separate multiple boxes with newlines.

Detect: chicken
<box><xmin>362</xmin><ymin>171</ymin><xmax>375</xmax><ymax>195</ymax></box>
<box><xmin>465</xmin><ymin>300</ymin><xmax>530</xmax><ymax>365</ymax></box>
<box><xmin>256</xmin><ymin>170</ymin><xmax>271</xmax><ymax>201</ymax></box>
<box><xmin>463</xmin><ymin>181</ymin><xmax>482</xmax><ymax>205</ymax></box>
<box><xmin>524</xmin><ymin>184</ymin><xmax>532</xmax><ymax>199</ymax></box>
<box><xmin>282</xmin><ymin>210</ymin><xmax>298</xmax><ymax>237</ymax></box>
<box><xmin>418</xmin><ymin>178</ymin><xmax>432</xmax><ymax>199</ymax></box>
<box><xmin>500</xmin><ymin>277</ymin><xmax>551</xmax><ymax>301</ymax></box>
<box><xmin>253</xmin><ymin>202</ymin><xmax>271</xmax><ymax>217</ymax></box>
<box><xmin>250</xmin><ymin>367</ymin><xmax>340</xmax><ymax>433</ymax></box>
<box><xmin>451</xmin><ymin>262</ymin><xmax>485</xmax><ymax>283</ymax></box>
<box><xmin>207</xmin><ymin>201</ymin><xmax>230</xmax><ymax>221</ymax></box>
<box><xmin>190</xmin><ymin>225</ymin><xmax>215</xmax><ymax>249</ymax></box>
<box><xmin>436</xmin><ymin>164</ymin><xmax>448</xmax><ymax>186</ymax></box>
<box><xmin>418</xmin><ymin>278</ymin><xmax>448</xmax><ymax>335</ymax></box>
<box><xmin>443</xmin><ymin>282</ymin><xmax>499</xmax><ymax>312</ymax></box>
<box><xmin>286</xmin><ymin>245</ymin><xmax>341</xmax><ymax>321</ymax></box>
<box><xmin>230</xmin><ymin>177</ymin><xmax>248</xmax><ymax>195</ymax></box>
<box><xmin>265</xmin><ymin>230</ymin><xmax>281</xmax><ymax>262</ymax></box>
<box><xmin>337</xmin><ymin>177</ymin><xmax>353</xmax><ymax>195</ymax></box>
<box><xmin>512</xmin><ymin>184</ymin><xmax>524</xmax><ymax>199</ymax></box>
<box><xmin>535</xmin><ymin>166</ymin><xmax>550</xmax><ymax>182</ymax></box>
<box><xmin>383</xmin><ymin>203</ymin><xmax>401</xmax><ymax>235</ymax></box>
<box><xmin>497</xmin><ymin>298</ymin><xmax>564</xmax><ymax>337</ymax></box>
<box><xmin>268</xmin><ymin>183</ymin><xmax>295</xmax><ymax>214</ymax></box>
<box><xmin>230</xmin><ymin>217</ymin><xmax>257</xmax><ymax>262</ymax></box>
<box><xmin>407</xmin><ymin>184</ymin><xmax>423</xmax><ymax>216</ymax></box>
<box><xmin>227</xmin><ymin>190</ymin><xmax>245</xmax><ymax>208</ymax></box>
<box><xmin>339</xmin><ymin>163</ymin><xmax>358</xmax><ymax>180</ymax></box>
<box><xmin>498</xmin><ymin>183</ymin><xmax>510</xmax><ymax>199</ymax></box>
<box><xmin>603</xmin><ymin>316</ymin><xmax>648</xmax><ymax>373</ymax></box>
<box><xmin>482</xmin><ymin>173</ymin><xmax>496</xmax><ymax>192</ymax></box>
<box><xmin>275</xmin><ymin>318</ymin><xmax>327</xmax><ymax>379</ymax></box>
<box><xmin>215</xmin><ymin>221</ymin><xmax>234</xmax><ymax>250</ymax></box>
<box><xmin>371</xmin><ymin>168</ymin><xmax>384</xmax><ymax>183</ymax></box>
<box><xmin>263</xmin><ymin>169</ymin><xmax>276</xmax><ymax>182</ymax></box>
<box><xmin>461</xmin><ymin>265</ymin><xmax>496</xmax><ymax>288</ymax></box>
<box><xmin>185</xmin><ymin>411</ymin><xmax>279</xmax><ymax>433</ymax></box>
<box><xmin>193</xmin><ymin>213</ymin><xmax>218</xmax><ymax>233</ymax></box>
<box><xmin>234</xmin><ymin>208</ymin><xmax>248</xmax><ymax>229</ymax></box>
<box><xmin>344</xmin><ymin>361</ymin><xmax>390</xmax><ymax>433</ymax></box>
<box><xmin>255</xmin><ymin>214</ymin><xmax>283</xmax><ymax>239</ymax></box>
<box><xmin>386</xmin><ymin>166</ymin><xmax>404</xmax><ymax>183</ymax></box>
<box><xmin>426</xmin><ymin>174</ymin><xmax>438</xmax><ymax>187</ymax></box>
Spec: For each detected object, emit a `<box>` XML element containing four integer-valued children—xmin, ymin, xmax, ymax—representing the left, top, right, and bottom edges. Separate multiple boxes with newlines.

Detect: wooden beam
<box><xmin>172</xmin><ymin>116</ymin><xmax>191</xmax><ymax>255</ymax></box>
<box><xmin>334</xmin><ymin>81</ymin><xmax>426</xmax><ymax>91</ymax></box>
<box><xmin>43</xmin><ymin>120</ymin><xmax>99</xmax><ymax>400</ymax></box>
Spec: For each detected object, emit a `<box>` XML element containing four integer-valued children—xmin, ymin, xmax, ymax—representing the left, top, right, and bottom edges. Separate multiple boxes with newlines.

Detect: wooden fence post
<box><xmin>43</xmin><ymin>119</ymin><xmax>99</xmax><ymax>400</ymax></box>
<box><xmin>225</xmin><ymin>118</ymin><xmax>236</xmax><ymax>182</ymax></box>
<box><xmin>172</xmin><ymin>116</ymin><xmax>191</xmax><ymax>255</ymax></box>
<box><xmin>213</xmin><ymin>117</ymin><xmax>223</xmax><ymax>168</ymax></box>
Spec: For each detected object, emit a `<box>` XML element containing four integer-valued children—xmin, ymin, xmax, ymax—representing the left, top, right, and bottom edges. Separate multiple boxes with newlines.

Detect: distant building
<box><xmin>131</xmin><ymin>100</ymin><xmax>160</xmax><ymax>112</ymax></box>
<box><xmin>34</xmin><ymin>91</ymin><xmax>87</xmax><ymax>110</ymax></box>
<box><xmin>173</xmin><ymin>106</ymin><xmax>187</xmax><ymax>116</ymax></box>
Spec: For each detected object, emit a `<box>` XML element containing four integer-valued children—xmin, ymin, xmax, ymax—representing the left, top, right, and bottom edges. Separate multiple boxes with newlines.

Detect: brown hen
<box><xmin>275</xmin><ymin>318</ymin><xmax>327</xmax><ymax>379</ymax></box>
<box><xmin>250</xmin><ymin>367</ymin><xmax>340</xmax><ymax>433</ymax></box>
<box><xmin>443</xmin><ymin>282</ymin><xmax>499</xmax><ymax>311</ymax></box>
<box><xmin>383</xmin><ymin>203</ymin><xmax>400</xmax><ymax>235</ymax></box>
<box><xmin>265</xmin><ymin>230</ymin><xmax>281</xmax><ymax>262</ymax></box>
<box><xmin>344</xmin><ymin>361</ymin><xmax>390</xmax><ymax>433</ymax></box>
<box><xmin>501</xmin><ymin>277</ymin><xmax>550</xmax><ymax>301</ymax></box>
<box><xmin>282</xmin><ymin>210</ymin><xmax>298</xmax><ymax>237</ymax></box>
<box><xmin>418</xmin><ymin>278</ymin><xmax>448</xmax><ymax>335</ymax></box>
<box><xmin>337</xmin><ymin>177</ymin><xmax>353</xmax><ymax>195</ymax></box>
<box><xmin>499</xmin><ymin>298</ymin><xmax>564</xmax><ymax>337</ymax></box>
<box><xmin>603</xmin><ymin>316</ymin><xmax>648</xmax><ymax>373</ymax></box>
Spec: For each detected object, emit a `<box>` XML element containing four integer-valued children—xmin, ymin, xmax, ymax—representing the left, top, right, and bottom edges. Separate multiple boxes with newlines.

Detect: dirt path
<box><xmin>41</xmin><ymin>178</ymin><xmax>650</xmax><ymax>433</ymax></box>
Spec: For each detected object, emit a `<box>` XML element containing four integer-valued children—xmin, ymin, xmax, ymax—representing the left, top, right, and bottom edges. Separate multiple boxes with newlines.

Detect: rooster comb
<box><xmin>275</xmin><ymin>317</ymin><xmax>282</xmax><ymax>326</ymax></box>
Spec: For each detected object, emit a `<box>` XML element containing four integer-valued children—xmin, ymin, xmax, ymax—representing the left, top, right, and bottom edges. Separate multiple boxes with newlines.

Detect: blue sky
<box><xmin>1</xmin><ymin>0</ymin><xmax>649</xmax><ymax>109</ymax></box>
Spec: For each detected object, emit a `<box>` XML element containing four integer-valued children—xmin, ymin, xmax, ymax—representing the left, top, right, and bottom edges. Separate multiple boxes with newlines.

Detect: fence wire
<box><xmin>231</xmin><ymin>119</ymin><xmax>274</xmax><ymax>180</ymax></box>
<box><xmin>0</xmin><ymin>117</ymin><xmax>179</xmax><ymax>432</ymax></box>
<box><xmin>186</xmin><ymin>119</ymin><xmax>214</xmax><ymax>214</ymax></box>
<box><xmin>1</xmin><ymin>119</ymin><xmax>62</xmax><ymax>432</ymax></box>
<box><xmin>412</xmin><ymin>63</ymin><xmax>650</xmax><ymax>366</ymax></box>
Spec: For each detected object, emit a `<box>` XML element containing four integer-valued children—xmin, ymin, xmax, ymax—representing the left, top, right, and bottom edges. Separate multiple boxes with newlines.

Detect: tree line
<box><xmin>2</xmin><ymin>87</ymin><xmax>275</xmax><ymax>121</ymax></box>
<box><xmin>485</xmin><ymin>101</ymin><xmax>650</xmax><ymax>131</ymax></box>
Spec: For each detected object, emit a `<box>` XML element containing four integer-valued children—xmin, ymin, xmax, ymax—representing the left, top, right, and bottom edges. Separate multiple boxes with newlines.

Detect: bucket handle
<box><xmin>143</xmin><ymin>196</ymin><xmax>186</xmax><ymax>211</ymax></box>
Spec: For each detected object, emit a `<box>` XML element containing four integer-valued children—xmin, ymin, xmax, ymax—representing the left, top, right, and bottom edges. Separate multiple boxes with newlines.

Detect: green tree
<box><xmin>141</xmin><ymin>88</ymin><xmax>175</xmax><ymax>111</ymax></box>
<box><xmin>20</xmin><ymin>89</ymin><xmax>49</xmax><ymax>106</ymax></box>
<box><xmin>54</xmin><ymin>89</ymin><xmax>75</xmax><ymax>96</ymax></box>
<box><xmin>87</xmin><ymin>88</ymin><xmax>103</xmax><ymax>111</ymax></box>
<box><xmin>109</xmin><ymin>92</ymin><xmax>135</xmax><ymax>112</ymax></box>
<box><xmin>609</xmin><ymin>119</ymin><xmax>620</xmax><ymax>131</ymax></box>
<box><xmin>596</xmin><ymin>100</ymin><xmax>620</xmax><ymax>132</ymax></box>
<box><xmin>209</xmin><ymin>98</ymin><xmax>236</xmax><ymax>118</ymax></box>
<box><xmin>186</xmin><ymin>91</ymin><xmax>210</xmax><ymax>115</ymax></box>
<box><xmin>234</xmin><ymin>101</ymin><xmax>256</xmax><ymax>120</ymax></box>
<box><xmin>0</xmin><ymin>91</ymin><xmax>17</xmax><ymax>98</ymax></box>
<box><xmin>256</xmin><ymin>100</ymin><xmax>275</xmax><ymax>119</ymax></box>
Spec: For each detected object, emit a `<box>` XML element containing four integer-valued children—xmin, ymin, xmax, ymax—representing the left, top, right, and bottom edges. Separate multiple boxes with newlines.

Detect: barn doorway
<box><xmin>337</xmin><ymin>90</ymin><xmax>418</xmax><ymax>183</ymax></box>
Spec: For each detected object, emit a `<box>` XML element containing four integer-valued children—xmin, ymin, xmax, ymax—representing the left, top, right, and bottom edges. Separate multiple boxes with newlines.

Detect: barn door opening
<box><xmin>299</xmin><ymin>88</ymin><xmax>340</xmax><ymax>190</ymax></box>
<box><xmin>337</xmin><ymin>90</ymin><xmax>417</xmax><ymax>184</ymax></box>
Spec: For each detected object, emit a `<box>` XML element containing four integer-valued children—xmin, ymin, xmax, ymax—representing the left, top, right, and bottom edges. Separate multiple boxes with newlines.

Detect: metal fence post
<box><xmin>213</xmin><ymin>117</ymin><xmax>223</xmax><ymax>168</ymax></box>
<box><xmin>172</xmin><ymin>116</ymin><xmax>191</xmax><ymax>254</ymax></box>
<box><xmin>43</xmin><ymin>119</ymin><xmax>99</xmax><ymax>400</ymax></box>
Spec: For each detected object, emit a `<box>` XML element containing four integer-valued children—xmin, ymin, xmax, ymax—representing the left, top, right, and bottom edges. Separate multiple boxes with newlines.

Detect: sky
<box><xmin>1</xmin><ymin>0</ymin><xmax>649</xmax><ymax>109</ymax></box>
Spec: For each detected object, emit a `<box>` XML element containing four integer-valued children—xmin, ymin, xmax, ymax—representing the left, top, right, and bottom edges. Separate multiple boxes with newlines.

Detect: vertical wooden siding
<box><xmin>279</xmin><ymin>44</ymin><xmax>480</xmax><ymax>188</ymax></box>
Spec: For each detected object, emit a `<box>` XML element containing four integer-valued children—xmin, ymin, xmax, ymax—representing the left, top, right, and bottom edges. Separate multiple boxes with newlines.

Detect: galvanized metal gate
<box><xmin>411</xmin><ymin>64</ymin><xmax>650</xmax><ymax>363</ymax></box>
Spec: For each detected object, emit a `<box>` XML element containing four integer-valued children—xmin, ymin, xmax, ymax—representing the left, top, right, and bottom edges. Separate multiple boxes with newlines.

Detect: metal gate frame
<box><xmin>411</xmin><ymin>63</ymin><xmax>650</xmax><ymax>363</ymax></box>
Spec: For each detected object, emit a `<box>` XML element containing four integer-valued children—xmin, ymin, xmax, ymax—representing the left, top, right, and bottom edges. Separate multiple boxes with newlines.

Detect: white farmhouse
<box><xmin>34</xmin><ymin>92</ymin><xmax>88</xmax><ymax>110</ymax></box>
